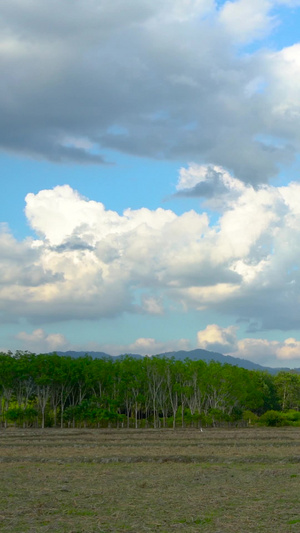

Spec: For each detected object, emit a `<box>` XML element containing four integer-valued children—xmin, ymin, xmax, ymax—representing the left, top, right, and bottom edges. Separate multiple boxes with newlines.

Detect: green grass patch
<box><xmin>64</xmin><ymin>509</ymin><xmax>97</xmax><ymax>516</ymax></box>
<box><xmin>175</xmin><ymin>517</ymin><xmax>213</xmax><ymax>525</ymax></box>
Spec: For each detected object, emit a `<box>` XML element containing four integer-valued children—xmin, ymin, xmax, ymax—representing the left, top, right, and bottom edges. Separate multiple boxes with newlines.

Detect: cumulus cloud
<box><xmin>16</xmin><ymin>329</ymin><xmax>69</xmax><ymax>353</ymax></box>
<box><xmin>0</xmin><ymin>224</ymin><xmax>64</xmax><ymax>324</ymax></box>
<box><xmin>197</xmin><ymin>324</ymin><xmax>300</xmax><ymax>367</ymax></box>
<box><xmin>233</xmin><ymin>337</ymin><xmax>300</xmax><ymax>367</ymax></box>
<box><xmin>218</xmin><ymin>0</ymin><xmax>275</xmax><ymax>43</ymax></box>
<box><xmin>128</xmin><ymin>336</ymin><xmax>191</xmax><ymax>355</ymax></box>
<box><xmin>96</xmin><ymin>336</ymin><xmax>191</xmax><ymax>357</ymax></box>
<box><xmin>174</xmin><ymin>165</ymin><xmax>300</xmax><ymax>331</ymax></box>
<box><xmin>197</xmin><ymin>323</ymin><xmax>238</xmax><ymax>352</ymax></box>
<box><xmin>175</xmin><ymin>163</ymin><xmax>246</xmax><ymax>209</ymax></box>
<box><xmin>1</xmin><ymin>172</ymin><xmax>300</xmax><ymax>332</ymax></box>
<box><xmin>176</xmin><ymin>164</ymin><xmax>245</xmax><ymax>194</ymax></box>
<box><xmin>0</xmin><ymin>0</ymin><xmax>300</xmax><ymax>182</ymax></box>
<box><xmin>11</xmin><ymin>324</ymin><xmax>300</xmax><ymax>366</ymax></box>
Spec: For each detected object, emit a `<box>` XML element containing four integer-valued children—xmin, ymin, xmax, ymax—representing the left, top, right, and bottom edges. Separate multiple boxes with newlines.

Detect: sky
<box><xmin>1</xmin><ymin>0</ymin><xmax>300</xmax><ymax>367</ymax></box>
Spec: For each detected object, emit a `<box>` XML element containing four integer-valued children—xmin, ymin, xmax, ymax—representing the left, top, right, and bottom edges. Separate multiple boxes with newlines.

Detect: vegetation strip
<box><xmin>1</xmin><ymin>351</ymin><xmax>300</xmax><ymax>429</ymax></box>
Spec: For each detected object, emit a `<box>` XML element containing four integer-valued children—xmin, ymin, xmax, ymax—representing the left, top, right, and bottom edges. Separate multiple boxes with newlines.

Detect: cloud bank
<box><xmin>197</xmin><ymin>323</ymin><xmax>300</xmax><ymax>367</ymax></box>
<box><xmin>1</xmin><ymin>0</ymin><xmax>300</xmax><ymax>182</ymax></box>
<box><xmin>0</xmin><ymin>166</ymin><xmax>299</xmax><ymax>339</ymax></box>
<box><xmin>13</xmin><ymin>323</ymin><xmax>300</xmax><ymax>367</ymax></box>
<box><xmin>16</xmin><ymin>328</ymin><xmax>68</xmax><ymax>353</ymax></box>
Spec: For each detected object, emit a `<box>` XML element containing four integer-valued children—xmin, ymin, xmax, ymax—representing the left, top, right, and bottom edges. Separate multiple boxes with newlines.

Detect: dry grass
<box><xmin>0</xmin><ymin>427</ymin><xmax>299</xmax><ymax>532</ymax></box>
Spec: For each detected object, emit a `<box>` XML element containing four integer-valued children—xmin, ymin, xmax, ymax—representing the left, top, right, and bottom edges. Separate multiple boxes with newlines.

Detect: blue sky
<box><xmin>1</xmin><ymin>0</ymin><xmax>300</xmax><ymax>367</ymax></box>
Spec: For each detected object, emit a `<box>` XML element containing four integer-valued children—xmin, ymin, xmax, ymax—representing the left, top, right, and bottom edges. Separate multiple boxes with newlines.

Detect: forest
<box><xmin>0</xmin><ymin>351</ymin><xmax>300</xmax><ymax>429</ymax></box>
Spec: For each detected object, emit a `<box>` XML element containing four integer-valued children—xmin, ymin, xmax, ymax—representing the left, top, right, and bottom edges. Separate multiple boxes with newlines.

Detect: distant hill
<box><xmin>55</xmin><ymin>349</ymin><xmax>298</xmax><ymax>374</ymax></box>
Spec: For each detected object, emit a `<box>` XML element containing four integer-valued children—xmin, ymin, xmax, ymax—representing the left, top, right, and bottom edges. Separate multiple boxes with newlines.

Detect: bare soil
<box><xmin>0</xmin><ymin>427</ymin><xmax>299</xmax><ymax>532</ymax></box>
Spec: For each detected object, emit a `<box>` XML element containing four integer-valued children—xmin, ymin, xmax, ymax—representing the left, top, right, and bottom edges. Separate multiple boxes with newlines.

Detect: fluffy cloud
<box><xmin>197</xmin><ymin>324</ymin><xmax>300</xmax><ymax>366</ymax></box>
<box><xmin>0</xmin><ymin>0</ymin><xmax>300</xmax><ymax>182</ymax></box>
<box><xmin>175</xmin><ymin>164</ymin><xmax>246</xmax><ymax>209</ymax></box>
<box><xmin>1</xmin><ymin>170</ymin><xmax>300</xmax><ymax>331</ymax></box>
<box><xmin>174</xmin><ymin>164</ymin><xmax>300</xmax><ymax>332</ymax></box>
<box><xmin>218</xmin><ymin>0</ymin><xmax>275</xmax><ymax>43</ymax></box>
<box><xmin>197</xmin><ymin>324</ymin><xmax>238</xmax><ymax>352</ymax></box>
<box><xmin>14</xmin><ymin>324</ymin><xmax>300</xmax><ymax>367</ymax></box>
<box><xmin>16</xmin><ymin>329</ymin><xmax>68</xmax><ymax>353</ymax></box>
<box><xmin>112</xmin><ymin>336</ymin><xmax>191</xmax><ymax>356</ymax></box>
<box><xmin>13</xmin><ymin>330</ymin><xmax>191</xmax><ymax>357</ymax></box>
<box><xmin>234</xmin><ymin>337</ymin><xmax>300</xmax><ymax>367</ymax></box>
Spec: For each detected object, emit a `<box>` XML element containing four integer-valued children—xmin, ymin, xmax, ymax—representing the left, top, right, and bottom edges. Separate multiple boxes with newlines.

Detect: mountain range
<box><xmin>56</xmin><ymin>348</ymin><xmax>299</xmax><ymax>374</ymax></box>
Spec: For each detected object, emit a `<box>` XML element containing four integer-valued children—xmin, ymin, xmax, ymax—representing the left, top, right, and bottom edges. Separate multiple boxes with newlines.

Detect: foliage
<box><xmin>0</xmin><ymin>351</ymin><xmax>299</xmax><ymax>428</ymax></box>
<box><xmin>259</xmin><ymin>409</ymin><xmax>300</xmax><ymax>427</ymax></box>
<box><xmin>242</xmin><ymin>410</ymin><xmax>259</xmax><ymax>425</ymax></box>
<box><xmin>259</xmin><ymin>410</ymin><xmax>286</xmax><ymax>427</ymax></box>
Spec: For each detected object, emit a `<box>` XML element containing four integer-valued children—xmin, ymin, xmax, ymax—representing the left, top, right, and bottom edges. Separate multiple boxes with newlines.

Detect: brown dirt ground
<box><xmin>0</xmin><ymin>427</ymin><xmax>299</xmax><ymax>532</ymax></box>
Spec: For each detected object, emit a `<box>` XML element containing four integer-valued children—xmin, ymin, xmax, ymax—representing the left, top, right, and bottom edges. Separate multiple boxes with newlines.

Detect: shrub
<box><xmin>259</xmin><ymin>410</ymin><xmax>287</xmax><ymax>427</ymax></box>
<box><xmin>283</xmin><ymin>410</ymin><xmax>300</xmax><ymax>424</ymax></box>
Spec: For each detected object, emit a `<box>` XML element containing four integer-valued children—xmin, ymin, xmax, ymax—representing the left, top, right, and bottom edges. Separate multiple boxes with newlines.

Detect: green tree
<box><xmin>0</xmin><ymin>353</ymin><xmax>17</xmax><ymax>427</ymax></box>
<box><xmin>274</xmin><ymin>371</ymin><xmax>300</xmax><ymax>411</ymax></box>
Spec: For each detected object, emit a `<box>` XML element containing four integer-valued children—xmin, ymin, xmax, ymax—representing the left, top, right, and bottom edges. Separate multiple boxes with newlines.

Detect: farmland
<box><xmin>0</xmin><ymin>427</ymin><xmax>299</xmax><ymax>532</ymax></box>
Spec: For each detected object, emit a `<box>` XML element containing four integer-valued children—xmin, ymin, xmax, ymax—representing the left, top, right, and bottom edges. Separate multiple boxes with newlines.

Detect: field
<box><xmin>0</xmin><ymin>428</ymin><xmax>299</xmax><ymax>532</ymax></box>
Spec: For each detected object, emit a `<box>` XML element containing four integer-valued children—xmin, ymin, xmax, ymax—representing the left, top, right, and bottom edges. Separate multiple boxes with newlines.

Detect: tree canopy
<box><xmin>0</xmin><ymin>352</ymin><xmax>299</xmax><ymax>429</ymax></box>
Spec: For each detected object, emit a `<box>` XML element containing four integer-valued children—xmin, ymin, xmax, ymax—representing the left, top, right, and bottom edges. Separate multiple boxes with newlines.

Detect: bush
<box><xmin>283</xmin><ymin>410</ymin><xmax>300</xmax><ymax>423</ymax></box>
<box><xmin>280</xmin><ymin>410</ymin><xmax>300</xmax><ymax>426</ymax></box>
<box><xmin>259</xmin><ymin>410</ymin><xmax>287</xmax><ymax>427</ymax></box>
<box><xmin>6</xmin><ymin>407</ymin><xmax>38</xmax><ymax>427</ymax></box>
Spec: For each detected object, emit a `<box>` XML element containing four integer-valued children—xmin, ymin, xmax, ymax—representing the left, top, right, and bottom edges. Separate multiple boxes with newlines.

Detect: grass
<box><xmin>0</xmin><ymin>427</ymin><xmax>299</xmax><ymax>532</ymax></box>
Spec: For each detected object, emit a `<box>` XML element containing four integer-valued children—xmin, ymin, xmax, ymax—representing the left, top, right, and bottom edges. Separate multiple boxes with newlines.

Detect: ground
<box><xmin>0</xmin><ymin>427</ymin><xmax>299</xmax><ymax>532</ymax></box>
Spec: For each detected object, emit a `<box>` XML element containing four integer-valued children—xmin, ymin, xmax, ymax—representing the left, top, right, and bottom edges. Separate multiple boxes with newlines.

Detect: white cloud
<box><xmin>141</xmin><ymin>296</ymin><xmax>164</xmax><ymax>315</ymax></box>
<box><xmin>97</xmin><ymin>336</ymin><xmax>191</xmax><ymax>356</ymax></box>
<box><xmin>128</xmin><ymin>337</ymin><xmax>190</xmax><ymax>355</ymax></box>
<box><xmin>25</xmin><ymin>185</ymin><xmax>177</xmax><ymax>247</ymax></box>
<box><xmin>197</xmin><ymin>324</ymin><xmax>300</xmax><ymax>367</ymax></box>
<box><xmin>16</xmin><ymin>329</ymin><xmax>68</xmax><ymax>353</ymax></box>
<box><xmin>176</xmin><ymin>163</ymin><xmax>247</xmax><ymax>209</ymax></box>
<box><xmin>234</xmin><ymin>337</ymin><xmax>300</xmax><ymax>367</ymax></box>
<box><xmin>1</xmin><ymin>173</ymin><xmax>300</xmax><ymax>332</ymax></box>
<box><xmin>218</xmin><ymin>0</ymin><xmax>275</xmax><ymax>43</ymax></box>
<box><xmin>12</xmin><ymin>324</ymin><xmax>300</xmax><ymax>366</ymax></box>
<box><xmin>276</xmin><ymin>338</ymin><xmax>300</xmax><ymax>360</ymax></box>
<box><xmin>265</xmin><ymin>44</ymin><xmax>300</xmax><ymax>118</ymax></box>
<box><xmin>197</xmin><ymin>324</ymin><xmax>238</xmax><ymax>352</ymax></box>
<box><xmin>176</xmin><ymin>163</ymin><xmax>243</xmax><ymax>193</ymax></box>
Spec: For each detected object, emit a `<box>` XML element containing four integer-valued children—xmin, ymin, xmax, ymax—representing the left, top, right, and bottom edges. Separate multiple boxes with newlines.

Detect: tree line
<box><xmin>0</xmin><ymin>351</ymin><xmax>300</xmax><ymax>429</ymax></box>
